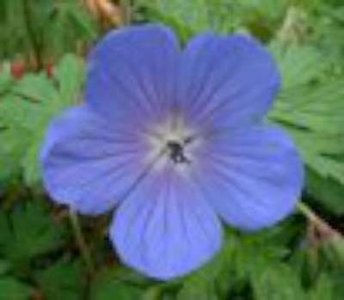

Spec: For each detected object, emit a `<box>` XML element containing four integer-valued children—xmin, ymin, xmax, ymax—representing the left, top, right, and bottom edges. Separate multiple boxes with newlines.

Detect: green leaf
<box><xmin>0</xmin><ymin>0</ymin><xmax>97</xmax><ymax>60</ymax></box>
<box><xmin>0</xmin><ymin>277</ymin><xmax>32</xmax><ymax>300</ymax></box>
<box><xmin>271</xmin><ymin>78</ymin><xmax>344</xmax><ymax>186</ymax></box>
<box><xmin>0</xmin><ymin>75</ymin><xmax>57</xmax><ymax>185</ymax></box>
<box><xmin>271</xmin><ymin>44</ymin><xmax>328</xmax><ymax>89</ymax></box>
<box><xmin>135</xmin><ymin>0</ymin><xmax>238</xmax><ymax>40</ymax></box>
<box><xmin>251</xmin><ymin>263</ymin><xmax>305</xmax><ymax>300</ymax></box>
<box><xmin>175</xmin><ymin>235</ymin><xmax>234</xmax><ymax>300</ymax></box>
<box><xmin>35</xmin><ymin>258</ymin><xmax>83</xmax><ymax>300</ymax></box>
<box><xmin>0</xmin><ymin>63</ymin><xmax>13</xmax><ymax>93</ymax></box>
<box><xmin>306</xmin><ymin>169</ymin><xmax>344</xmax><ymax>214</ymax></box>
<box><xmin>176</xmin><ymin>275</ymin><xmax>218</xmax><ymax>300</ymax></box>
<box><xmin>0</xmin><ymin>54</ymin><xmax>85</xmax><ymax>186</ymax></box>
<box><xmin>137</xmin><ymin>0</ymin><xmax>208</xmax><ymax>30</ymax></box>
<box><xmin>177</xmin><ymin>222</ymin><xmax>299</xmax><ymax>300</ymax></box>
<box><xmin>0</xmin><ymin>127</ymin><xmax>30</xmax><ymax>184</ymax></box>
<box><xmin>270</xmin><ymin>42</ymin><xmax>344</xmax><ymax>212</ymax></box>
<box><xmin>91</xmin><ymin>267</ymin><xmax>143</xmax><ymax>300</ymax></box>
<box><xmin>0</xmin><ymin>260</ymin><xmax>11</xmax><ymax>276</ymax></box>
<box><xmin>66</xmin><ymin>4</ymin><xmax>98</xmax><ymax>40</ymax></box>
<box><xmin>54</xmin><ymin>54</ymin><xmax>85</xmax><ymax>106</ymax></box>
<box><xmin>307</xmin><ymin>273</ymin><xmax>337</xmax><ymax>300</ymax></box>
<box><xmin>0</xmin><ymin>202</ymin><xmax>65</xmax><ymax>267</ymax></box>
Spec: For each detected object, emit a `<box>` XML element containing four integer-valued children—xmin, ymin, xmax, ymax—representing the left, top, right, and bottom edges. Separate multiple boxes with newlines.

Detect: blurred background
<box><xmin>0</xmin><ymin>0</ymin><xmax>343</xmax><ymax>299</ymax></box>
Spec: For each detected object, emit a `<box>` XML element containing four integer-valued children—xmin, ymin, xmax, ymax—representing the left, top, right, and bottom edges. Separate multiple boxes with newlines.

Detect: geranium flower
<box><xmin>41</xmin><ymin>25</ymin><xmax>304</xmax><ymax>280</ymax></box>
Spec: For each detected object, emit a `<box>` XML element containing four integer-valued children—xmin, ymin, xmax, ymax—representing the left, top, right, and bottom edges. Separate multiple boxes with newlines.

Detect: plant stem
<box><xmin>120</xmin><ymin>0</ymin><xmax>131</xmax><ymax>25</ymax></box>
<box><xmin>12</xmin><ymin>91</ymin><xmax>42</xmax><ymax>103</ymax></box>
<box><xmin>297</xmin><ymin>202</ymin><xmax>342</xmax><ymax>239</ymax></box>
<box><xmin>22</xmin><ymin>0</ymin><xmax>43</xmax><ymax>70</ymax></box>
<box><xmin>69</xmin><ymin>210</ymin><xmax>95</xmax><ymax>275</ymax></box>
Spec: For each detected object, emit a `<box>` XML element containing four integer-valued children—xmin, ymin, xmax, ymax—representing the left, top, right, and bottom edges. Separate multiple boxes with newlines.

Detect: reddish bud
<box><xmin>11</xmin><ymin>61</ymin><xmax>26</xmax><ymax>79</ymax></box>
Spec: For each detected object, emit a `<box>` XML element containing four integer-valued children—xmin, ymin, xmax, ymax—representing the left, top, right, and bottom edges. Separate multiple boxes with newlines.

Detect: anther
<box><xmin>166</xmin><ymin>140</ymin><xmax>190</xmax><ymax>164</ymax></box>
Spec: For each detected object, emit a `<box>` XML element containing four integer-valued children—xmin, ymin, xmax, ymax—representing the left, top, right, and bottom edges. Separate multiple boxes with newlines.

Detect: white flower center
<box><xmin>146</xmin><ymin>114</ymin><xmax>201</xmax><ymax>172</ymax></box>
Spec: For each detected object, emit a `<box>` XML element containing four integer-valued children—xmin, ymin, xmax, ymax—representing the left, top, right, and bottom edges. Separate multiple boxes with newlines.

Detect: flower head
<box><xmin>41</xmin><ymin>25</ymin><xmax>304</xmax><ymax>280</ymax></box>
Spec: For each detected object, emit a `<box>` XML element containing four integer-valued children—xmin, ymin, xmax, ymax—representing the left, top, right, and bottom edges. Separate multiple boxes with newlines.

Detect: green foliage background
<box><xmin>0</xmin><ymin>0</ymin><xmax>343</xmax><ymax>299</ymax></box>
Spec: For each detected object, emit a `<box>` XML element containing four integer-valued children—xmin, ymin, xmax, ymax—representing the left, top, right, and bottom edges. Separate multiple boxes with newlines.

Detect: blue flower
<box><xmin>41</xmin><ymin>25</ymin><xmax>304</xmax><ymax>280</ymax></box>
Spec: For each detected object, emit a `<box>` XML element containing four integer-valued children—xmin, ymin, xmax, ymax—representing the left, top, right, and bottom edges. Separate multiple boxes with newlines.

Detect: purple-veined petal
<box><xmin>178</xmin><ymin>33</ymin><xmax>280</xmax><ymax>131</ymax></box>
<box><xmin>41</xmin><ymin>105</ymin><xmax>150</xmax><ymax>215</ymax></box>
<box><xmin>86</xmin><ymin>24</ymin><xmax>180</xmax><ymax>125</ymax></box>
<box><xmin>193</xmin><ymin>126</ymin><xmax>303</xmax><ymax>231</ymax></box>
<box><xmin>110</xmin><ymin>163</ymin><xmax>222</xmax><ymax>280</ymax></box>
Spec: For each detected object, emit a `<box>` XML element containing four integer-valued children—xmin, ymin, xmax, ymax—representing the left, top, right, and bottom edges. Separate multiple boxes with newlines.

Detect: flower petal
<box><xmin>41</xmin><ymin>105</ymin><xmax>149</xmax><ymax>215</ymax></box>
<box><xmin>110</xmin><ymin>165</ymin><xmax>222</xmax><ymax>280</ymax></box>
<box><xmin>194</xmin><ymin>126</ymin><xmax>303</xmax><ymax>231</ymax></box>
<box><xmin>86</xmin><ymin>24</ymin><xmax>179</xmax><ymax>125</ymax></box>
<box><xmin>178</xmin><ymin>33</ymin><xmax>280</xmax><ymax>131</ymax></box>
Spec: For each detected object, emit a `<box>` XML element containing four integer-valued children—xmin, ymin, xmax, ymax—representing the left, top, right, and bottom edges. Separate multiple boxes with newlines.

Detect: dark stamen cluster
<box><xmin>166</xmin><ymin>140</ymin><xmax>190</xmax><ymax>164</ymax></box>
